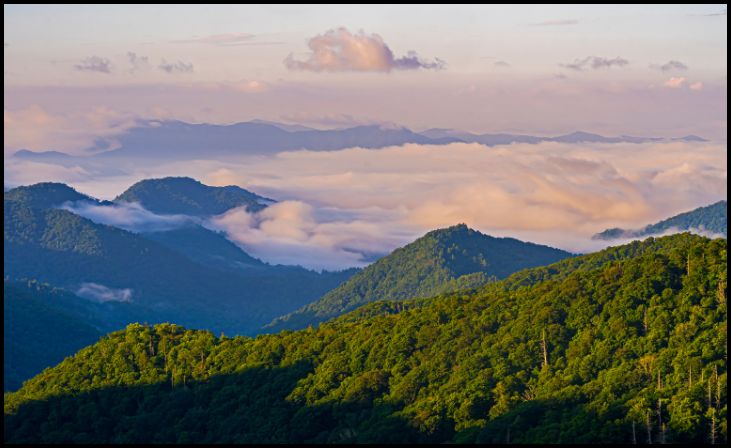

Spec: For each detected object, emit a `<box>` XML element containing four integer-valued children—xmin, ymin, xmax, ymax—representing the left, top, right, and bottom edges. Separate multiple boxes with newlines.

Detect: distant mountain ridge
<box><xmin>12</xmin><ymin>120</ymin><xmax>708</xmax><ymax>162</ymax></box>
<box><xmin>115</xmin><ymin>176</ymin><xmax>274</xmax><ymax>215</ymax></box>
<box><xmin>593</xmin><ymin>200</ymin><xmax>727</xmax><ymax>240</ymax></box>
<box><xmin>265</xmin><ymin>223</ymin><xmax>573</xmax><ymax>332</ymax></box>
<box><xmin>4</xmin><ymin>181</ymin><xmax>357</xmax><ymax>337</ymax></box>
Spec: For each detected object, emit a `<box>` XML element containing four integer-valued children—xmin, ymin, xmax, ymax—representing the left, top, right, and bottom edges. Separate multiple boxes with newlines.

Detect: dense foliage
<box><xmin>266</xmin><ymin>224</ymin><xmax>572</xmax><ymax>331</ymax></box>
<box><xmin>141</xmin><ymin>225</ymin><xmax>265</xmax><ymax>271</ymax></box>
<box><xmin>595</xmin><ymin>200</ymin><xmax>727</xmax><ymax>240</ymax></box>
<box><xmin>4</xmin><ymin>184</ymin><xmax>355</xmax><ymax>336</ymax></box>
<box><xmin>2</xmin><ymin>182</ymin><xmax>99</xmax><ymax>210</ymax></box>
<box><xmin>4</xmin><ymin>280</ymin><xmax>102</xmax><ymax>391</ymax></box>
<box><xmin>114</xmin><ymin>176</ymin><xmax>273</xmax><ymax>215</ymax></box>
<box><xmin>6</xmin><ymin>233</ymin><xmax>724</xmax><ymax>444</ymax></box>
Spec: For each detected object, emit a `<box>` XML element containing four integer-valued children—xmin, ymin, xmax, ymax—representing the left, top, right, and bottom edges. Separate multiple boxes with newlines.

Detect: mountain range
<box><xmin>3</xmin><ymin>177</ymin><xmax>576</xmax><ymax>391</ymax></box>
<box><xmin>4</xmin><ymin>179</ymin><xmax>355</xmax><ymax>337</ymax></box>
<box><xmin>266</xmin><ymin>224</ymin><xmax>572</xmax><ymax>332</ymax></box>
<box><xmin>12</xmin><ymin>119</ymin><xmax>709</xmax><ymax>162</ymax></box>
<box><xmin>5</xmin><ymin>233</ymin><xmax>726</xmax><ymax>444</ymax></box>
<box><xmin>593</xmin><ymin>200</ymin><xmax>727</xmax><ymax>240</ymax></box>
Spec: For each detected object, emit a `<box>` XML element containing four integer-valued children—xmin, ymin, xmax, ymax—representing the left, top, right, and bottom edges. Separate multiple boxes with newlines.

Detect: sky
<box><xmin>4</xmin><ymin>4</ymin><xmax>727</xmax><ymax>140</ymax></box>
<box><xmin>3</xmin><ymin>5</ymin><xmax>728</xmax><ymax>269</ymax></box>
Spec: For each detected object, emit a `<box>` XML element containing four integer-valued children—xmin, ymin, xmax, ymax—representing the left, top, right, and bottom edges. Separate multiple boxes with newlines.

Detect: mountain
<box><xmin>13</xmin><ymin>121</ymin><xmax>710</xmax><ymax>163</ymax></box>
<box><xmin>4</xmin><ymin>233</ymin><xmax>726</xmax><ymax>444</ymax></box>
<box><xmin>85</xmin><ymin>121</ymin><xmax>462</xmax><ymax>159</ymax></box>
<box><xmin>4</xmin><ymin>280</ymin><xmax>103</xmax><ymax>391</ymax></box>
<box><xmin>593</xmin><ymin>200</ymin><xmax>727</xmax><ymax>240</ymax></box>
<box><xmin>4</xmin><ymin>183</ymin><xmax>355</xmax><ymax>336</ymax></box>
<box><xmin>418</xmin><ymin>129</ymin><xmax>693</xmax><ymax>146</ymax></box>
<box><xmin>3</xmin><ymin>182</ymin><xmax>100</xmax><ymax>209</ymax></box>
<box><xmin>265</xmin><ymin>224</ymin><xmax>573</xmax><ymax>332</ymax></box>
<box><xmin>141</xmin><ymin>225</ymin><xmax>265</xmax><ymax>271</ymax></box>
<box><xmin>115</xmin><ymin>177</ymin><xmax>274</xmax><ymax>216</ymax></box>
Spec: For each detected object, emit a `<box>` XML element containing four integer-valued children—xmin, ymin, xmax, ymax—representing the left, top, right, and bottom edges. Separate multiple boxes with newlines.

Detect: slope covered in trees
<box><xmin>4</xmin><ymin>280</ymin><xmax>103</xmax><ymax>391</ymax></box>
<box><xmin>114</xmin><ymin>176</ymin><xmax>273</xmax><ymax>215</ymax></box>
<box><xmin>4</xmin><ymin>183</ymin><xmax>355</xmax><ymax>336</ymax></box>
<box><xmin>266</xmin><ymin>224</ymin><xmax>572</xmax><ymax>331</ymax></box>
<box><xmin>594</xmin><ymin>200</ymin><xmax>727</xmax><ymax>240</ymax></box>
<box><xmin>5</xmin><ymin>233</ymin><xmax>725</xmax><ymax>444</ymax></box>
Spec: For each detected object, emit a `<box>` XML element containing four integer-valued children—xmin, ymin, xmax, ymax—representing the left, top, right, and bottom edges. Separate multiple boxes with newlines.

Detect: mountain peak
<box><xmin>266</xmin><ymin>225</ymin><xmax>572</xmax><ymax>332</ymax></box>
<box><xmin>115</xmin><ymin>177</ymin><xmax>274</xmax><ymax>216</ymax></box>
<box><xmin>4</xmin><ymin>182</ymin><xmax>97</xmax><ymax>209</ymax></box>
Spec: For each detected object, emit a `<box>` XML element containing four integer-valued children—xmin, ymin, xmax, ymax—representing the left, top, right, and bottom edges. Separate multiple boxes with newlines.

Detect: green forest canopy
<box><xmin>4</xmin><ymin>233</ymin><xmax>727</xmax><ymax>444</ymax></box>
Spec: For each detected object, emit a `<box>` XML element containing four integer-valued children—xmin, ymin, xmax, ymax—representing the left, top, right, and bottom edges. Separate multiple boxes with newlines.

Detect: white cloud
<box><xmin>208</xmin><ymin>201</ymin><xmax>416</xmax><ymax>270</ymax></box>
<box><xmin>61</xmin><ymin>201</ymin><xmax>198</xmax><ymax>233</ymax></box>
<box><xmin>5</xmin><ymin>140</ymin><xmax>726</xmax><ymax>267</ymax></box>
<box><xmin>76</xmin><ymin>282</ymin><xmax>133</xmax><ymax>303</ymax></box>
<box><xmin>284</xmin><ymin>27</ymin><xmax>444</xmax><ymax>72</ymax></box>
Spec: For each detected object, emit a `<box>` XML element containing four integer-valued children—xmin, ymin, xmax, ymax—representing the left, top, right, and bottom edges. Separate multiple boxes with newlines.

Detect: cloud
<box><xmin>4</xmin><ymin>105</ymin><xmax>138</xmax><ymax>156</ymax></box>
<box><xmin>5</xmin><ymin>139</ymin><xmax>725</xmax><ymax>266</ymax></box>
<box><xmin>652</xmin><ymin>60</ymin><xmax>688</xmax><ymax>72</ymax></box>
<box><xmin>278</xmin><ymin>111</ymin><xmax>385</xmax><ymax>128</ymax></box>
<box><xmin>494</xmin><ymin>60</ymin><xmax>511</xmax><ymax>67</ymax></box>
<box><xmin>284</xmin><ymin>27</ymin><xmax>445</xmax><ymax>72</ymax></box>
<box><xmin>200</xmin><ymin>140</ymin><xmax>725</xmax><ymax>256</ymax></box>
<box><xmin>663</xmin><ymin>76</ymin><xmax>687</xmax><ymax>88</ymax></box>
<box><xmin>529</xmin><ymin>19</ymin><xmax>578</xmax><ymax>26</ymax></box>
<box><xmin>159</xmin><ymin>59</ymin><xmax>194</xmax><ymax>74</ymax></box>
<box><xmin>561</xmin><ymin>56</ymin><xmax>629</xmax><ymax>71</ymax></box>
<box><xmin>196</xmin><ymin>79</ymin><xmax>269</xmax><ymax>93</ymax></box>
<box><xmin>60</xmin><ymin>201</ymin><xmax>198</xmax><ymax>233</ymax></box>
<box><xmin>689</xmin><ymin>82</ymin><xmax>704</xmax><ymax>91</ymax></box>
<box><xmin>127</xmin><ymin>52</ymin><xmax>149</xmax><ymax>72</ymax></box>
<box><xmin>208</xmin><ymin>201</ymin><xmax>415</xmax><ymax>270</ymax></box>
<box><xmin>75</xmin><ymin>56</ymin><xmax>112</xmax><ymax>73</ymax></box>
<box><xmin>76</xmin><ymin>282</ymin><xmax>133</xmax><ymax>303</ymax></box>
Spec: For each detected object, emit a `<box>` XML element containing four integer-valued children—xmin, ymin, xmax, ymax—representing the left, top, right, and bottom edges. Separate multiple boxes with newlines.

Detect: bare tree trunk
<box><xmin>646</xmin><ymin>410</ymin><xmax>652</xmax><ymax>444</ymax></box>
<box><xmin>541</xmin><ymin>329</ymin><xmax>549</xmax><ymax>369</ymax></box>
<box><xmin>632</xmin><ymin>421</ymin><xmax>637</xmax><ymax>445</ymax></box>
<box><xmin>714</xmin><ymin>366</ymin><xmax>720</xmax><ymax>410</ymax></box>
<box><xmin>689</xmin><ymin>365</ymin><xmax>693</xmax><ymax>389</ymax></box>
<box><xmin>718</xmin><ymin>280</ymin><xmax>726</xmax><ymax>305</ymax></box>
<box><xmin>657</xmin><ymin>399</ymin><xmax>663</xmax><ymax>444</ymax></box>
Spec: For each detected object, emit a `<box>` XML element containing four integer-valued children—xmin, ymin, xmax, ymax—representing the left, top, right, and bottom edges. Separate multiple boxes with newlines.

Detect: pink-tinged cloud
<box><xmin>3</xmin><ymin>105</ymin><xmax>138</xmax><ymax>157</ymax></box>
<box><xmin>284</xmin><ymin>27</ymin><xmax>445</xmax><ymax>72</ymax></box>
<box><xmin>689</xmin><ymin>81</ymin><xmax>704</xmax><ymax>91</ymax></box>
<box><xmin>209</xmin><ymin>200</ymin><xmax>414</xmax><ymax>270</ymax></box>
<box><xmin>664</xmin><ymin>76</ymin><xmax>687</xmax><ymax>88</ymax></box>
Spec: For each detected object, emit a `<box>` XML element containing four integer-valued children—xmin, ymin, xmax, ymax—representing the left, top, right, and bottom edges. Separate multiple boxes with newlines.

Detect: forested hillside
<box><xmin>266</xmin><ymin>224</ymin><xmax>572</xmax><ymax>331</ymax></box>
<box><xmin>4</xmin><ymin>182</ymin><xmax>355</xmax><ymax>336</ymax></box>
<box><xmin>5</xmin><ymin>233</ymin><xmax>726</xmax><ymax>444</ymax></box>
<box><xmin>4</xmin><ymin>280</ymin><xmax>103</xmax><ymax>391</ymax></box>
<box><xmin>594</xmin><ymin>200</ymin><xmax>727</xmax><ymax>240</ymax></box>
